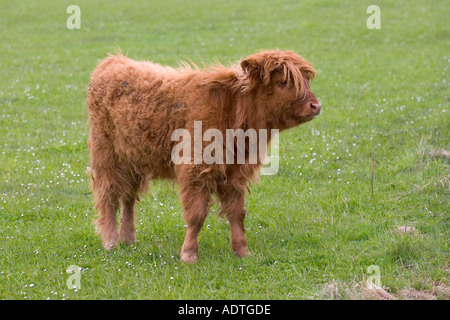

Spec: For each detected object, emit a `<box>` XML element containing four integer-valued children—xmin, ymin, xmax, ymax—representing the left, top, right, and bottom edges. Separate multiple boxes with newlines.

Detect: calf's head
<box><xmin>240</xmin><ymin>50</ymin><xmax>321</xmax><ymax>129</ymax></box>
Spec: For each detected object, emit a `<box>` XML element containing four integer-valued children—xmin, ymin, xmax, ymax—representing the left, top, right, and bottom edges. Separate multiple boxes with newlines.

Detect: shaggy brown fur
<box><xmin>87</xmin><ymin>49</ymin><xmax>321</xmax><ymax>263</ymax></box>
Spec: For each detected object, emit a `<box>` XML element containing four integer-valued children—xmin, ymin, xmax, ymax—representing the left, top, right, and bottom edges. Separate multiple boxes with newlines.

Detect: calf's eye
<box><xmin>279</xmin><ymin>80</ymin><xmax>287</xmax><ymax>87</ymax></box>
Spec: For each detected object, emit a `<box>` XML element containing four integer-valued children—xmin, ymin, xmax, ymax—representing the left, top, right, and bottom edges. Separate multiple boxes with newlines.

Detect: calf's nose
<box><xmin>310</xmin><ymin>102</ymin><xmax>321</xmax><ymax>115</ymax></box>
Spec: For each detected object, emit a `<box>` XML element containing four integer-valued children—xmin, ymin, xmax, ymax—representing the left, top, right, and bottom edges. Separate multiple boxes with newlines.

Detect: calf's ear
<box><xmin>241</xmin><ymin>55</ymin><xmax>280</xmax><ymax>88</ymax></box>
<box><xmin>240</xmin><ymin>57</ymin><xmax>263</xmax><ymax>84</ymax></box>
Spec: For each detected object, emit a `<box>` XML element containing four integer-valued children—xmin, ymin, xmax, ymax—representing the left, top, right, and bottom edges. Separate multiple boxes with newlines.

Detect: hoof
<box><xmin>180</xmin><ymin>250</ymin><xmax>199</xmax><ymax>264</ymax></box>
<box><xmin>103</xmin><ymin>239</ymin><xmax>119</xmax><ymax>250</ymax></box>
<box><xmin>102</xmin><ymin>230</ymin><xmax>119</xmax><ymax>250</ymax></box>
<box><xmin>119</xmin><ymin>231</ymin><xmax>136</xmax><ymax>245</ymax></box>
<box><xmin>233</xmin><ymin>246</ymin><xmax>251</xmax><ymax>258</ymax></box>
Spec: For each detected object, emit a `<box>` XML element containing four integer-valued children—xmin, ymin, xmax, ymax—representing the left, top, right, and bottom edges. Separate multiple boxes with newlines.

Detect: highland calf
<box><xmin>87</xmin><ymin>50</ymin><xmax>321</xmax><ymax>263</ymax></box>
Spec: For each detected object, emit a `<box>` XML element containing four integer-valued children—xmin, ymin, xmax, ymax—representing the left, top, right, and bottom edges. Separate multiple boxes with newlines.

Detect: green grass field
<box><xmin>0</xmin><ymin>0</ymin><xmax>448</xmax><ymax>299</ymax></box>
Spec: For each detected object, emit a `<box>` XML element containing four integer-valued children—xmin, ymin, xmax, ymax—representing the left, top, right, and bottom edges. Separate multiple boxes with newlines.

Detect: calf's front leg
<box><xmin>179</xmin><ymin>185</ymin><xmax>211</xmax><ymax>263</ymax></box>
<box><xmin>217</xmin><ymin>185</ymin><xmax>250</xmax><ymax>258</ymax></box>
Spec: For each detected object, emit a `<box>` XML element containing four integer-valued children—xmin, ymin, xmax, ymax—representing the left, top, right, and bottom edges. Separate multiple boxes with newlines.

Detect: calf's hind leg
<box><xmin>119</xmin><ymin>169</ymin><xmax>147</xmax><ymax>245</ymax></box>
<box><xmin>91</xmin><ymin>161</ymin><xmax>141</xmax><ymax>249</ymax></box>
<box><xmin>92</xmin><ymin>174</ymin><xmax>120</xmax><ymax>250</ymax></box>
<box><xmin>119</xmin><ymin>196</ymin><xmax>137</xmax><ymax>245</ymax></box>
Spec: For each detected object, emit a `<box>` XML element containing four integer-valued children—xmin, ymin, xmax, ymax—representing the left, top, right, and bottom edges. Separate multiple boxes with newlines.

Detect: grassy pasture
<box><xmin>0</xmin><ymin>0</ymin><xmax>448</xmax><ymax>299</ymax></box>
